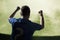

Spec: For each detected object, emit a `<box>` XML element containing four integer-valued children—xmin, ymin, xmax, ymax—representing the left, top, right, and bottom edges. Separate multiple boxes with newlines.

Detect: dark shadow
<box><xmin>0</xmin><ymin>33</ymin><xmax>10</xmax><ymax>40</ymax></box>
<box><xmin>33</xmin><ymin>36</ymin><xmax>60</xmax><ymax>40</ymax></box>
<box><xmin>0</xmin><ymin>33</ymin><xmax>60</xmax><ymax>40</ymax></box>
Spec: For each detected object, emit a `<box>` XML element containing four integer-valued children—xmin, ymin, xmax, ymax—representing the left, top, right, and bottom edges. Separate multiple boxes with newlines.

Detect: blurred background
<box><xmin>0</xmin><ymin>0</ymin><xmax>60</xmax><ymax>39</ymax></box>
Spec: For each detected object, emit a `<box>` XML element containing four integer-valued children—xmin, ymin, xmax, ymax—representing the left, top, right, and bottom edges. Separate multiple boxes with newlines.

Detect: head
<box><xmin>21</xmin><ymin>5</ymin><xmax>30</xmax><ymax>19</ymax></box>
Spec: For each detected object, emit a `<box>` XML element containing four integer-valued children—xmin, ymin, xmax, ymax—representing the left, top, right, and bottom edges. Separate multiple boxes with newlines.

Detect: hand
<box><xmin>16</xmin><ymin>6</ymin><xmax>20</xmax><ymax>11</ymax></box>
<box><xmin>38</xmin><ymin>10</ymin><xmax>43</xmax><ymax>16</ymax></box>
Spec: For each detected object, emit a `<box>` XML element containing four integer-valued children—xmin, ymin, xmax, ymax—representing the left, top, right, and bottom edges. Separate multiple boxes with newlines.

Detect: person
<box><xmin>8</xmin><ymin>5</ymin><xmax>44</xmax><ymax>40</ymax></box>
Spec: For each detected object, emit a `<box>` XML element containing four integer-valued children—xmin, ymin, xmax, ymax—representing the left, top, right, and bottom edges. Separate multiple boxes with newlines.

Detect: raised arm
<box><xmin>39</xmin><ymin>10</ymin><xmax>44</xmax><ymax>29</ymax></box>
<box><xmin>9</xmin><ymin>7</ymin><xmax>20</xmax><ymax>18</ymax></box>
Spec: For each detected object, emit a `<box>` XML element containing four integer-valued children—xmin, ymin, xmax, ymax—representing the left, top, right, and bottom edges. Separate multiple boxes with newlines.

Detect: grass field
<box><xmin>0</xmin><ymin>0</ymin><xmax>60</xmax><ymax>37</ymax></box>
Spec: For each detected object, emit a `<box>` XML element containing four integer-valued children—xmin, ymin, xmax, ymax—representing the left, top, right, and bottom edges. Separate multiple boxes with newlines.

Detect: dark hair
<box><xmin>21</xmin><ymin>5</ymin><xmax>30</xmax><ymax>16</ymax></box>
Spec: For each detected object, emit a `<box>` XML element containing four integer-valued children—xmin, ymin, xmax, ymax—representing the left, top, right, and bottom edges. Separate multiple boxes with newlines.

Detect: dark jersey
<box><xmin>9</xmin><ymin>18</ymin><xmax>42</xmax><ymax>40</ymax></box>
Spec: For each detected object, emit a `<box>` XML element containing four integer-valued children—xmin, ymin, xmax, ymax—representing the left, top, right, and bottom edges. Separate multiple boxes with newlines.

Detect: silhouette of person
<box><xmin>8</xmin><ymin>5</ymin><xmax>44</xmax><ymax>40</ymax></box>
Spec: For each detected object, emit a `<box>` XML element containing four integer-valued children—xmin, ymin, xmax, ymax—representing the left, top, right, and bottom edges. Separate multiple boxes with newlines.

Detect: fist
<box><xmin>17</xmin><ymin>6</ymin><xmax>20</xmax><ymax>10</ymax></box>
<box><xmin>38</xmin><ymin>10</ymin><xmax>43</xmax><ymax>16</ymax></box>
<box><xmin>39</xmin><ymin>10</ymin><xmax>43</xmax><ymax>13</ymax></box>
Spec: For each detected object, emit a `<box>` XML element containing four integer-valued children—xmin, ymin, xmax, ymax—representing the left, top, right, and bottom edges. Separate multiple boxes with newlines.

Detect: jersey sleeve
<box><xmin>8</xmin><ymin>18</ymin><xmax>17</xmax><ymax>24</ymax></box>
<box><xmin>33</xmin><ymin>23</ymin><xmax>42</xmax><ymax>30</ymax></box>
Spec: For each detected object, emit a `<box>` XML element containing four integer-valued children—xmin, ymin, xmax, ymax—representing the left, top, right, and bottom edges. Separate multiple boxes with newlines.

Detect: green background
<box><xmin>0</xmin><ymin>0</ymin><xmax>60</xmax><ymax>36</ymax></box>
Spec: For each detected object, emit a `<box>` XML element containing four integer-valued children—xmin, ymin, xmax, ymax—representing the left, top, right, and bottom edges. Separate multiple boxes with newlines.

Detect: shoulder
<box><xmin>17</xmin><ymin>18</ymin><xmax>22</xmax><ymax>22</ymax></box>
<box><xmin>9</xmin><ymin>18</ymin><xmax>17</xmax><ymax>22</ymax></box>
<box><xmin>31</xmin><ymin>22</ymin><xmax>41</xmax><ymax>27</ymax></box>
<box><xmin>8</xmin><ymin>18</ymin><xmax>22</xmax><ymax>24</ymax></box>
